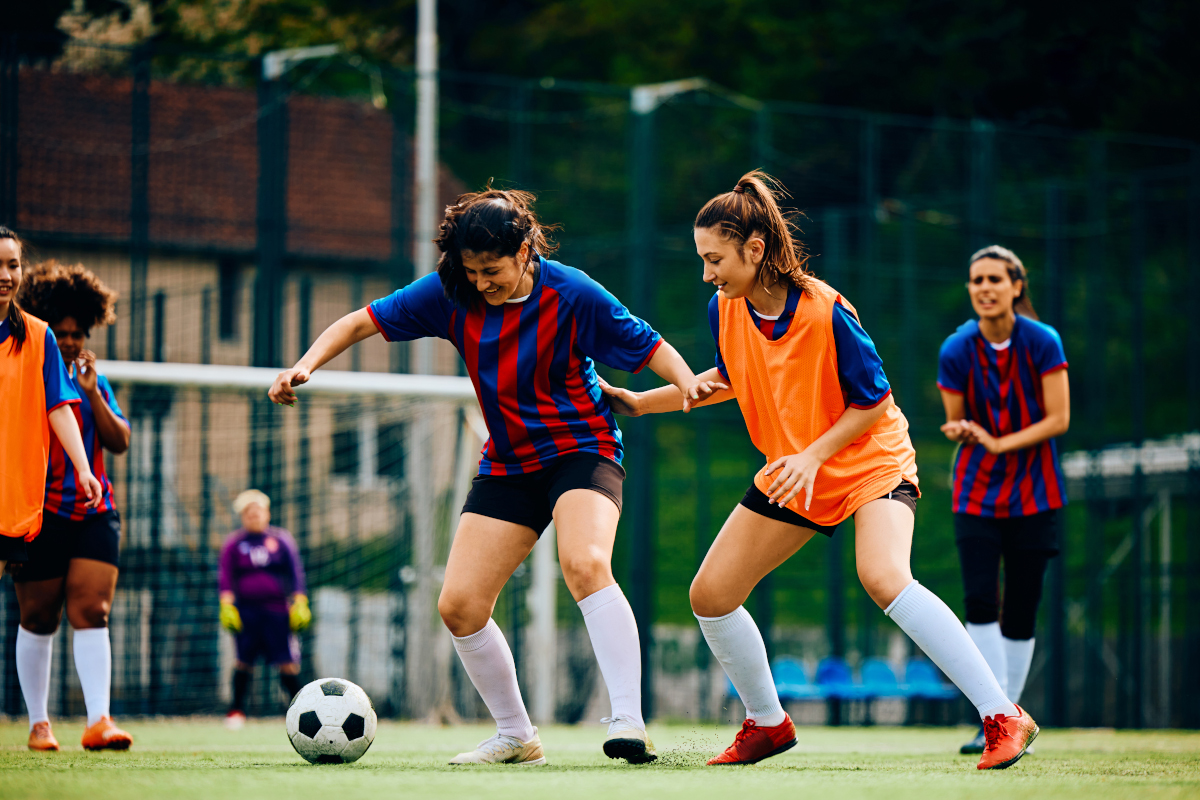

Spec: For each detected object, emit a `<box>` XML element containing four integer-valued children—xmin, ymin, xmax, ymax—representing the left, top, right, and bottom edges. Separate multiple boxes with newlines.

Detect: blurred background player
<box><xmin>218</xmin><ymin>490</ymin><xmax>311</xmax><ymax>729</ymax></box>
<box><xmin>0</xmin><ymin>232</ymin><xmax>104</xmax><ymax>751</ymax></box>
<box><xmin>938</xmin><ymin>246</ymin><xmax>1070</xmax><ymax>755</ymax></box>
<box><xmin>268</xmin><ymin>187</ymin><xmax>717</xmax><ymax>765</ymax></box>
<box><xmin>602</xmin><ymin>172</ymin><xmax>1037</xmax><ymax>770</ymax></box>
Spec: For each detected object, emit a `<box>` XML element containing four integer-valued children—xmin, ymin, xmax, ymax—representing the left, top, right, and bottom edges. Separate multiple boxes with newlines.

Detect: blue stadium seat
<box><xmin>815</xmin><ymin>656</ymin><xmax>867</xmax><ymax>700</ymax></box>
<box><xmin>859</xmin><ymin>657</ymin><xmax>909</xmax><ymax>700</ymax></box>
<box><xmin>904</xmin><ymin>658</ymin><xmax>961</xmax><ymax>700</ymax></box>
<box><xmin>772</xmin><ymin>657</ymin><xmax>821</xmax><ymax>701</ymax></box>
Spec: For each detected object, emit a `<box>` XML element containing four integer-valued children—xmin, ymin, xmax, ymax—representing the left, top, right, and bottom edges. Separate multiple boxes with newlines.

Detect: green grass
<box><xmin>1</xmin><ymin>720</ymin><xmax>1198</xmax><ymax>800</ymax></box>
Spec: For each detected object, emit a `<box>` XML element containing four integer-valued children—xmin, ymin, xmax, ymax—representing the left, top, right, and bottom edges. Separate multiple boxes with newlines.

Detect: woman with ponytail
<box><xmin>602</xmin><ymin>172</ymin><xmax>1037</xmax><ymax>770</ymax></box>
<box><xmin>937</xmin><ymin>246</ymin><xmax>1069</xmax><ymax>757</ymax></box>
<box><xmin>269</xmin><ymin>186</ymin><xmax>718</xmax><ymax>765</ymax></box>
<box><xmin>0</xmin><ymin>228</ymin><xmax>104</xmax><ymax>751</ymax></box>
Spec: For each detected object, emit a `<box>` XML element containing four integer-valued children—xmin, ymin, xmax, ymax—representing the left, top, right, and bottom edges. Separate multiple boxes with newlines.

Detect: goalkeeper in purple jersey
<box><xmin>218</xmin><ymin>490</ymin><xmax>311</xmax><ymax>729</ymax></box>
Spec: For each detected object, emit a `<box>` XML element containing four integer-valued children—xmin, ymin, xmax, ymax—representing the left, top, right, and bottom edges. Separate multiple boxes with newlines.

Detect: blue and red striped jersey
<box><xmin>368</xmin><ymin>258</ymin><xmax>663</xmax><ymax>475</ymax></box>
<box><xmin>709</xmin><ymin>284</ymin><xmax>892</xmax><ymax>409</ymax></box>
<box><xmin>937</xmin><ymin>316</ymin><xmax>1069</xmax><ymax>518</ymax></box>
<box><xmin>45</xmin><ymin>372</ymin><xmax>126</xmax><ymax>519</ymax></box>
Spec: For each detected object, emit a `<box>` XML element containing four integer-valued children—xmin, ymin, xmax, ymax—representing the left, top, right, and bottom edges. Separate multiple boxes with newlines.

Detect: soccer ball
<box><xmin>285</xmin><ymin>677</ymin><xmax>377</xmax><ymax>764</ymax></box>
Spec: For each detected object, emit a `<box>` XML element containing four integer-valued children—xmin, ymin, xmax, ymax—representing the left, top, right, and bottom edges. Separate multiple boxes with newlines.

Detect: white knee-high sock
<box><xmin>1003</xmin><ymin>637</ymin><xmax>1036</xmax><ymax>705</ymax></box>
<box><xmin>452</xmin><ymin>619</ymin><xmax>535</xmax><ymax>742</ymax></box>
<box><xmin>885</xmin><ymin>581</ymin><xmax>1018</xmax><ymax>720</ymax></box>
<box><xmin>966</xmin><ymin>622</ymin><xmax>1008</xmax><ymax>697</ymax></box>
<box><xmin>696</xmin><ymin>607</ymin><xmax>786</xmax><ymax>727</ymax></box>
<box><xmin>16</xmin><ymin>627</ymin><xmax>54</xmax><ymax>729</ymax></box>
<box><xmin>578</xmin><ymin>584</ymin><xmax>644</xmax><ymax>729</ymax></box>
<box><xmin>73</xmin><ymin>628</ymin><xmax>112</xmax><ymax>726</ymax></box>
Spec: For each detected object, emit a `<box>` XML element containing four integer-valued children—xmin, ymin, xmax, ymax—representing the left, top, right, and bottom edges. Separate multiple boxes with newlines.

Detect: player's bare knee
<box><xmin>70</xmin><ymin>600</ymin><xmax>110</xmax><ymax>629</ymax></box>
<box><xmin>689</xmin><ymin>577</ymin><xmax>735</xmax><ymax>618</ymax></box>
<box><xmin>437</xmin><ymin>592</ymin><xmax>486</xmax><ymax>637</ymax></box>
<box><xmin>559</xmin><ymin>554</ymin><xmax>612</xmax><ymax>600</ymax></box>
<box><xmin>857</xmin><ymin>564</ymin><xmax>910</xmax><ymax>609</ymax></box>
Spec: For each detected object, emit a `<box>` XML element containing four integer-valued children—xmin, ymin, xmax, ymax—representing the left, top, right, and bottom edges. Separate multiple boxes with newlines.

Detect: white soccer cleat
<box><xmin>448</xmin><ymin>728</ymin><xmax>546</xmax><ymax>765</ymax></box>
<box><xmin>601</xmin><ymin>715</ymin><xmax>657</xmax><ymax>764</ymax></box>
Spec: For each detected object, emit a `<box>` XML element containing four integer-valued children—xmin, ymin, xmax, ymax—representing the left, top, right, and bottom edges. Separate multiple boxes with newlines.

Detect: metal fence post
<box><xmin>627</xmin><ymin>86</ymin><xmax>657</xmax><ymax>720</ymax></box>
<box><xmin>1185</xmin><ymin>148</ymin><xmax>1200</xmax><ymax>729</ymax></box>
<box><xmin>1044</xmin><ymin>181</ymin><xmax>1067</xmax><ymax>723</ymax></box>
<box><xmin>129</xmin><ymin>45</ymin><xmax>151</xmax><ymax>363</ymax></box>
<box><xmin>389</xmin><ymin>74</ymin><xmax>413</xmax><ymax>374</ymax></box>
<box><xmin>968</xmin><ymin>119</ymin><xmax>996</xmax><ymax>253</ymax></box>
<box><xmin>1130</xmin><ymin>176</ymin><xmax>1147</xmax><ymax>728</ymax></box>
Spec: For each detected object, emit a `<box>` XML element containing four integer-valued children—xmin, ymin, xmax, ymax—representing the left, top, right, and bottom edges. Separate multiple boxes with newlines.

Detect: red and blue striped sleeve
<box><xmin>562</xmin><ymin>270</ymin><xmax>661</xmax><ymax>373</ymax></box>
<box><xmin>42</xmin><ymin>327</ymin><xmax>80</xmax><ymax>412</ymax></box>
<box><xmin>96</xmin><ymin>375</ymin><xmax>128</xmax><ymax>426</ymax></box>
<box><xmin>937</xmin><ymin>327</ymin><xmax>971</xmax><ymax>395</ymax></box>
<box><xmin>831</xmin><ymin>301</ymin><xmax>891</xmax><ymax>409</ymax></box>
<box><xmin>707</xmin><ymin>293</ymin><xmax>729</xmax><ymax>381</ymax></box>
<box><xmin>1027</xmin><ymin>320</ymin><xmax>1068</xmax><ymax>376</ymax></box>
<box><xmin>367</xmin><ymin>273</ymin><xmax>453</xmax><ymax>342</ymax></box>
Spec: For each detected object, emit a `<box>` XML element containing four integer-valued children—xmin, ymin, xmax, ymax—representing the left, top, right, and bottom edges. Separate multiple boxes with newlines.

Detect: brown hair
<box><xmin>433</xmin><ymin>185</ymin><xmax>560</xmax><ymax>308</ymax></box>
<box><xmin>0</xmin><ymin>226</ymin><xmax>26</xmax><ymax>352</ymax></box>
<box><xmin>18</xmin><ymin>260</ymin><xmax>118</xmax><ymax>333</ymax></box>
<box><xmin>694</xmin><ymin>170</ymin><xmax>813</xmax><ymax>295</ymax></box>
<box><xmin>969</xmin><ymin>245</ymin><xmax>1038</xmax><ymax>320</ymax></box>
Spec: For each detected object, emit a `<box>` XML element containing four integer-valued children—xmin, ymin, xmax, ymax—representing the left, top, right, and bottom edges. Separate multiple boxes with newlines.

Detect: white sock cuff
<box><xmin>577</xmin><ymin>583</ymin><xmax>625</xmax><ymax>617</ymax></box>
<box><xmin>694</xmin><ymin>606</ymin><xmax>751</xmax><ymax>635</ymax></box>
<box><xmin>74</xmin><ymin>628</ymin><xmax>109</xmax><ymax>644</ymax></box>
<box><xmin>883</xmin><ymin>580</ymin><xmax>921</xmax><ymax>617</ymax></box>
<box><xmin>453</xmin><ymin>619</ymin><xmax>500</xmax><ymax>653</ymax></box>
<box><xmin>18</xmin><ymin>627</ymin><xmax>54</xmax><ymax>645</ymax></box>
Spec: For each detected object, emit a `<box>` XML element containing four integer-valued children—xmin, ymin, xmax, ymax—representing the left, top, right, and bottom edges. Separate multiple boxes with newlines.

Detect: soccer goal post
<box><xmin>2</xmin><ymin>359</ymin><xmax>518</xmax><ymax>720</ymax></box>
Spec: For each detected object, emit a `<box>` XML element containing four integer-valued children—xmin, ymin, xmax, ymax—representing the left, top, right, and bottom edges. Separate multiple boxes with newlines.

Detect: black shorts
<box><xmin>11</xmin><ymin>510</ymin><xmax>122</xmax><ymax>583</ymax></box>
<box><xmin>953</xmin><ymin>508</ymin><xmax>1061</xmax><ymax>556</ymax></box>
<box><xmin>740</xmin><ymin>480</ymin><xmax>919</xmax><ymax>537</ymax></box>
<box><xmin>0</xmin><ymin>536</ymin><xmax>30</xmax><ymax>568</ymax></box>
<box><xmin>462</xmin><ymin>453</ymin><xmax>625</xmax><ymax>535</ymax></box>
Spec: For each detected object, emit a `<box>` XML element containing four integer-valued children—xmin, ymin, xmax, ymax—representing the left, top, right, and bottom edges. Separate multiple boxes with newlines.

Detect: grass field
<box><xmin>1</xmin><ymin>719</ymin><xmax>1198</xmax><ymax>800</ymax></box>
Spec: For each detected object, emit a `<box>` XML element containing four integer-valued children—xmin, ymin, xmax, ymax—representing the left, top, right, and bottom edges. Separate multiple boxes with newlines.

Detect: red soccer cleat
<box><xmin>977</xmin><ymin>704</ymin><xmax>1038</xmax><ymax>770</ymax></box>
<box><xmin>707</xmin><ymin>714</ymin><xmax>797</xmax><ymax>765</ymax></box>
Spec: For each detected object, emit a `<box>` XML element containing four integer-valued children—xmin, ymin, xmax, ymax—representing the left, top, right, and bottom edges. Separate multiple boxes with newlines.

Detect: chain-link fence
<box><xmin>1</xmin><ymin>36</ymin><xmax>1198</xmax><ymax>727</ymax></box>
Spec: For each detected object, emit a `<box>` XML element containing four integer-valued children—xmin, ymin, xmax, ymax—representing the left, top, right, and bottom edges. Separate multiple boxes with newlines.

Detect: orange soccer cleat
<box><xmin>977</xmin><ymin>705</ymin><xmax>1038</xmax><ymax>770</ymax></box>
<box><xmin>28</xmin><ymin>721</ymin><xmax>60</xmax><ymax>751</ymax></box>
<box><xmin>707</xmin><ymin>714</ymin><xmax>797</xmax><ymax>766</ymax></box>
<box><xmin>81</xmin><ymin>716</ymin><xmax>133</xmax><ymax>751</ymax></box>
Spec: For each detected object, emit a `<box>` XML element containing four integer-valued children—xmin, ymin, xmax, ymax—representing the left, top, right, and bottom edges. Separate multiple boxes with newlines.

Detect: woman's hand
<box><xmin>269</xmin><ymin>366</ymin><xmax>311</xmax><ymax>407</ymax></box>
<box><xmin>77</xmin><ymin>468</ymin><xmax>103</xmax><ymax>509</ymax></box>
<box><xmin>676</xmin><ymin>376</ymin><xmax>729</xmax><ymax>413</ymax></box>
<box><xmin>75</xmin><ymin>350</ymin><xmax>98</xmax><ymax>395</ymax></box>
<box><xmin>763</xmin><ymin>449</ymin><xmax>825</xmax><ymax>510</ymax></box>
<box><xmin>598</xmin><ymin>377</ymin><xmax>643</xmax><ymax>417</ymax></box>
<box><xmin>960</xmin><ymin>420</ymin><xmax>1004</xmax><ymax>454</ymax></box>
<box><xmin>940</xmin><ymin>419</ymin><xmax>969</xmax><ymax>442</ymax></box>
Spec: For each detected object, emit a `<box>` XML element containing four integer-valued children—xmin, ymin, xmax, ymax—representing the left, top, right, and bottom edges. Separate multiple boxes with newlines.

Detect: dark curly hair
<box><xmin>433</xmin><ymin>185</ymin><xmax>560</xmax><ymax>308</ymax></box>
<box><xmin>18</xmin><ymin>260</ymin><xmax>118</xmax><ymax>333</ymax></box>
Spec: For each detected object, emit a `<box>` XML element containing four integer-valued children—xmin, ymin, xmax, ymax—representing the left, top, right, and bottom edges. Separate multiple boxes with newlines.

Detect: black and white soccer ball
<box><xmin>286</xmin><ymin>677</ymin><xmax>377</xmax><ymax>764</ymax></box>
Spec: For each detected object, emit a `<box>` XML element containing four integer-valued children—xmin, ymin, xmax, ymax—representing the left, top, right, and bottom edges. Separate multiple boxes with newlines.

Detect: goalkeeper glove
<box><xmin>220</xmin><ymin>601</ymin><xmax>242</xmax><ymax>633</ymax></box>
<box><xmin>289</xmin><ymin>594</ymin><xmax>312</xmax><ymax>632</ymax></box>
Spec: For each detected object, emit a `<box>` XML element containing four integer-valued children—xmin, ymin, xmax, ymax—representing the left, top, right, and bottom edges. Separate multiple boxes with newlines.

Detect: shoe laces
<box><xmin>475</xmin><ymin>733</ymin><xmax>522</xmax><ymax>756</ymax></box>
<box><xmin>600</xmin><ymin>715</ymin><xmax>641</xmax><ymax>735</ymax></box>
<box><xmin>733</xmin><ymin>719</ymin><xmax>759</xmax><ymax>745</ymax></box>
<box><xmin>982</xmin><ymin>714</ymin><xmax>1012</xmax><ymax>751</ymax></box>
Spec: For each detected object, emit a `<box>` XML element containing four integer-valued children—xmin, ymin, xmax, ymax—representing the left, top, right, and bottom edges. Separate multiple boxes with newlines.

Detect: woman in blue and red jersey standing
<box><xmin>0</xmin><ymin>232</ymin><xmax>104</xmax><ymax>752</ymax></box>
<box><xmin>14</xmin><ymin>259</ymin><xmax>133</xmax><ymax>752</ymax></box>
<box><xmin>269</xmin><ymin>187</ymin><xmax>719</xmax><ymax>766</ymax></box>
<box><xmin>937</xmin><ymin>245</ymin><xmax>1070</xmax><ymax>756</ymax></box>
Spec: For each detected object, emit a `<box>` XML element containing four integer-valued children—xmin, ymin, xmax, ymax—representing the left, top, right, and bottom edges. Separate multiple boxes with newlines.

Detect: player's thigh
<box><xmin>64</xmin><ymin>558</ymin><xmax>119</xmax><ymax>629</ymax></box>
<box><xmin>691</xmin><ymin>504</ymin><xmax>818</xmax><ymax>617</ymax></box>
<box><xmin>552</xmin><ymin>488</ymin><xmax>621</xmax><ymax>601</ymax></box>
<box><xmin>853</xmin><ymin>496</ymin><xmax>915</xmax><ymax>608</ymax></box>
<box><xmin>440</xmin><ymin>512</ymin><xmax>538</xmax><ymax>631</ymax></box>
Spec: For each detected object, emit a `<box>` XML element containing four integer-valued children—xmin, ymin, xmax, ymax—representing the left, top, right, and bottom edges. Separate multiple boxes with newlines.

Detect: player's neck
<box><xmin>746</xmin><ymin>280</ymin><xmax>788</xmax><ymax>318</ymax></box>
<box><xmin>978</xmin><ymin>311</ymin><xmax>1016</xmax><ymax>344</ymax></box>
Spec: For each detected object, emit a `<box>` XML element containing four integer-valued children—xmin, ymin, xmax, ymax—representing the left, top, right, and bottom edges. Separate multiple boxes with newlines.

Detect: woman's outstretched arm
<box><xmin>268</xmin><ymin>309</ymin><xmax>379</xmax><ymax>406</ymax></box>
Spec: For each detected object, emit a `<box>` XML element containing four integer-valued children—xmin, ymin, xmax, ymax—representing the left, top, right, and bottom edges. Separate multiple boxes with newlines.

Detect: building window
<box><xmin>377</xmin><ymin>421</ymin><xmax>406</xmax><ymax>479</ymax></box>
<box><xmin>218</xmin><ymin>257</ymin><xmax>239</xmax><ymax>340</ymax></box>
<box><xmin>332</xmin><ymin>428</ymin><xmax>358</xmax><ymax>476</ymax></box>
